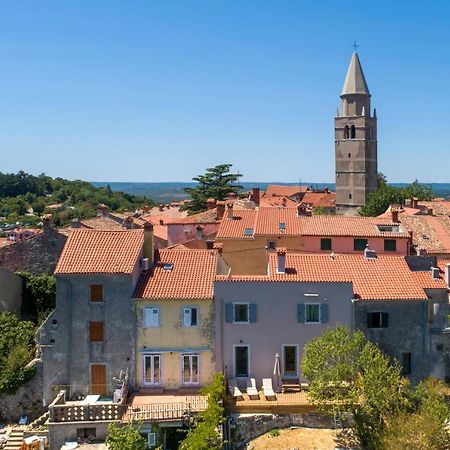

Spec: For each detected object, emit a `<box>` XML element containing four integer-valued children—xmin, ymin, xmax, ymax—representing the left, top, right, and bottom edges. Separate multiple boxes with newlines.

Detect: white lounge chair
<box><xmin>228</xmin><ymin>378</ymin><xmax>243</xmax><ymax>400</ymax></box>
<box><xmin>262</xmin><ymin>378</ymin><xmax>276</xmax><ymax>400</ymax></box>
<box><xmin>246</xmin><ymin>378</ymin><xmax>259</xmax><ymax>399</ymax></box>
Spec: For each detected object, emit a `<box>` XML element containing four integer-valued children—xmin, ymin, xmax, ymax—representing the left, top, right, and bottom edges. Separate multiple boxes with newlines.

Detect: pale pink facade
<box><xmin>301</xmin><ymin>236</ymin><xmax>409</xmax><ymax>255</ymax></box>
<box><xmin>167</xmin><ymin>223</ymin><xmax>220</xmax><ymax>246</ymax></box>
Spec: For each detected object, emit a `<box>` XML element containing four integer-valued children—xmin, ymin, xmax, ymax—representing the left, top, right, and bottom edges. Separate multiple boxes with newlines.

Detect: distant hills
<box><xmin>93</xmin><ymin>181</ymin><xmax>450</xmax><ymax>203</ymax></box>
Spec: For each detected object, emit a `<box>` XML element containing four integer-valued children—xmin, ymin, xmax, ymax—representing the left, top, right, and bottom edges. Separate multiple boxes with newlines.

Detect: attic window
<box><xmin>163</xmin><ymin>263</ymin><xmax>174</xmax><ymax>271</ymax></box>
<box><xmin>244</xmin><ymin>228</ymin><xmax>253</xmax><ymax>236</ymax></box>
<box><xmin>376</xmin><ymin>225</ymin><xmax>400</xmax><ymax>233</ymax></box>
<box><xmin>279</xmin><ymin>223</ymin><xmax>286</xmax><ymax>231</ymax></box>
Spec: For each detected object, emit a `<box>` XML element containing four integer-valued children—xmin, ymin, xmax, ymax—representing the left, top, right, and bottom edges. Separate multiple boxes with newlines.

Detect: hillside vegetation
<box><xmin>0</xmin><ymin>171</ymin><xmax>154</xmax><ymax>227</ymax></box>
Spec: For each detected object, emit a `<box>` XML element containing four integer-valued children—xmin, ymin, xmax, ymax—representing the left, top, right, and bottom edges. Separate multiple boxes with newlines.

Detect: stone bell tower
<box><xmin>335</xmin><ymin>52</ymin><xmax>378</xmax><ymax>215</ymax></box>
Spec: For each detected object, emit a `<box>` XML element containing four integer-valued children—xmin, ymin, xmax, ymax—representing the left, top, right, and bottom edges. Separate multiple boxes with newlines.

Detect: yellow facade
<box><xmin>135</xmin><ymin>299</ymin><xmax>215</xmax><ymax>389</ymax></box>
<box><xmin>218</xmin><ymin>235</ymin><xmax>303</xmax><ymax>274</ymax></box>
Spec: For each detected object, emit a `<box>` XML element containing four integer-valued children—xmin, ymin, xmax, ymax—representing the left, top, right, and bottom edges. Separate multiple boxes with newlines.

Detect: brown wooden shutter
<box><xmin>90</xmin><ymin>285</ymin><xmax>103</xmax><ymax>302</ymax></box>
<box><xmin>89</xmin><ymin>321</ymin><xmax>104</xmax><ymax>342</ymax></box>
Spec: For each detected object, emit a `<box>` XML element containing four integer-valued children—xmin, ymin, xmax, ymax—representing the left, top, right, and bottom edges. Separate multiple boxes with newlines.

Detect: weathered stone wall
<box><xmin>0</xmin><ymin>228</ymin><xmax>67</xmax><ymax>274</ymax></box>
<box><xmin>0</xmin><ymin>360</ymin><xmax>45</xmax><ymax>422</ymax></box>
<box><xmin>0</xmin><ymin>268</ymin><xmax>22</xmax><ymax>312</ymax></box>
<box><xmin>230</xmin><ymin>413</ymin><xmax>341</xmax><ymax>449</ymax></box>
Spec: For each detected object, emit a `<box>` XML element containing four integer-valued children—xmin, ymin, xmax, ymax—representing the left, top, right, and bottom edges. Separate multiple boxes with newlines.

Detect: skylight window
<box><xmin>163</xmin><ymin>263</ymin><xmax>174</xmax><ymax>271</ymax></box>
<box><xmin>279</xmin><ymin>223</ymin><xmax>286</xmax><ymax>231</ymax></box>
<box><xmin>244</xmin><ymin>228</ymin><xmax>253</xmax><ymax>236</ymax></box>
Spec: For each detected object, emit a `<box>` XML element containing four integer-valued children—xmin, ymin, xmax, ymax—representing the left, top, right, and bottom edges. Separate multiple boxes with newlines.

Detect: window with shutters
<box><xmin>384</xmin><ymin>239</ymin><xmax>397</xmax><ymax>252</ymax></box>
<box><xmin>305</xmin><ymin>304</ymin><xmax>320</xmax><ymax>323</ymax></box>
<box><xmin>143</xmin><ymin>307</ymin><xmax>160</xmax><ymax>328</ymax></box>
<box><xmin>183</xmin><ymin>307</ymin><xmax>198</xmax><ymax>327</ymax></box>
<box><xmin>321</xmin><ymin>238</ymin><xmax>332</xmax><ymax>251</ymax></box>
<box><xmin>367</xmin><ymin>312</ymin><xmax>388</xmax><ymax>328</ymax></box>
<box><xmin>354</xmin><ymin>238</ymin><xmax>368</xmax><ymax>251</ymax></box>
<box><xmin>89</xmin><ymin>321</ymin><xmax>104</xmax><ymax>342</ymax></box>
<box><xmin>90</xmin><ymin>284</ymin><xmax>103</xmax><ymax>302</ymax></box>
<box><xmin>233</xmin><ymin>303</ymin><xmax>249</xmax><ymax>323</ymax></box>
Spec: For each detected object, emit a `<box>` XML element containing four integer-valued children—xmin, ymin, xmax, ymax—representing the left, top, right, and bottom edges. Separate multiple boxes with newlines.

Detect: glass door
<box><xmin>283</xmin><ymin>345</ymin><xmax>298</xmax><ymax>378</ymax></box>
<box><xmin>182</xmin><ymin>354</ymin><xmax>199</xmax><ymax>385</ymax></box>
<box><xmin>144</xmin><ymin>354</ymin><xmax>161</xmax><ymax>385</ymax></box>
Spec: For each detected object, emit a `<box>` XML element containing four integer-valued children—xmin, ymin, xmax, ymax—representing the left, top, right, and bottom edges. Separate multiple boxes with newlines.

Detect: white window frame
<box><xmin>143</xmin><ymin>306</ymin><xmax>160</xmax><ymax>328</ymax></box>
<box><xmin>282</xmin><ymin>344</ymin><xmax>299</xmax><ymax>378</ymax></box>
<box><xmin>233</xmin><ymin>302</ymin><xmax>250</xmax><ymax>324</ymax></box>
<box><xmin>304</xmin><ymin>303</ymin><xmax>321</xmax><ymax>324</ymax></box>
<box><xmin>183</xmin><ymin>306</ymin><xmax>199</xmax><ymax>327</ymax></box>
<box><xmin>143</xmin><ymin>353</ymin><xmax>162</xmax><ymax>386</ymax></box>
<box><xmin>181</xmin><ymin>353</ymin><xmax>200</xmax><ymax>385</ymax></box>
<box><xmin>147</xmin><ymin>432</ymin><xmax>156</xmax><ymax>447</ymax></box>
<box><xmin>233</xmin><ymin>344</ymin><xmax>250</xmax><ymax>378</ymax></box>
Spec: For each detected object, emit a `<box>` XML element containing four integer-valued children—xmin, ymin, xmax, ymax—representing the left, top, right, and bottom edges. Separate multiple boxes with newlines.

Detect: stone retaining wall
<box><xmin>230</xmin><ymin>412</ymin><xmax>344</xmax><ymax>449</ymax></box>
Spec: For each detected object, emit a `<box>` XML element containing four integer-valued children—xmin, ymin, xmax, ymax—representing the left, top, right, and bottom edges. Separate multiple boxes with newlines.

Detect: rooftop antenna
<box><xmin>351</xmin><ymin>40</ymin><xmax>360</xmax><ymax>53</ymax></box>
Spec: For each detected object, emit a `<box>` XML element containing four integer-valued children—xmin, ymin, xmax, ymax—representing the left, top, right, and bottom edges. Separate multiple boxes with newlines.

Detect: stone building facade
<box><xmin>335</xmin><ymin>52</ymin><xmax>378</xmax><ymax>215</ymax></box>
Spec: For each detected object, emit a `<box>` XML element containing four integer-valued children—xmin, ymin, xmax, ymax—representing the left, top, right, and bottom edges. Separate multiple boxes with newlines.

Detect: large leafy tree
<box><xmin>301</xmin><ymin>325</ymin><xmax>409</xmax><ymax>449</ymax></box>
<box><xmin>106</xmin><ymin>422</ymin><xmax>147</xmax><ymax>450</ymax></box>
<box><xmin>183</xmin><ymin>164</ymin><xmax>243</xmax><ymax>215</ymax></box>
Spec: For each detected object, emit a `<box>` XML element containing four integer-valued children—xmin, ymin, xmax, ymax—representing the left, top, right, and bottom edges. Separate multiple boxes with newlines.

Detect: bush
<box><xmin>106</xmin><ymin>422</ymin><xmax>147</xmax><ymax>450</ymax></box>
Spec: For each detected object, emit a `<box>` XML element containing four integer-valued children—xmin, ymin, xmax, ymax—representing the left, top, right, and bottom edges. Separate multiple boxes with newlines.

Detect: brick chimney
<box><xmin>97</xmin><ymin>204</ymin><xmax>108</xmax><ymax>217</ymax></box>
<box><xmin>276</xmin><ymin>247</ymin><xmax>287</xmax><ymax>274</ymax></box>
<box><xmin>226</xmin><ymin>202</ymin><xmax>234</xmax><ymax>220</ymax></box>
<box><xmin>391</xmin><ymin>207</ymin><xmax>400</xmax><ymax>223</ymax></box>
<box><xmin>207</xmin><ymin>198</ymin><xmax>216</xmax><ymax>210</ymax></box>
<box><xmin>71</xmin><ymin>218</ymin><xmax>81</xmax><ymax>229</ymax></box>
<box><xmin>252</xmin><ymin>188</ymin><xmax>260</xmax><ymax>206</ymax></box>
<box><xmin>216</xmin><ymin>201</ymin><xmax>225</xmax><ymax>220</ymax></box>
<box><xmin>143</xmin><ymin>222</ymin><xmax>154</xmax><ymax>264</ymax></box>
<box><xmin>412</xmin><ymin>198</ymin><xmax>419</xmax><ymax>209</ymax></box>
<box><xmin>42</xmin><ymin>214</ymin><xmax>52</xmax><ymax>234</ymax></box>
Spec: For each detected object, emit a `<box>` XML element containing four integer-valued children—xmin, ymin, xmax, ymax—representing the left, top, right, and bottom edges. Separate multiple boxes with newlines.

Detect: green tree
<box><xmin>381</xmin><ymin>378</ymin><xmax>450</xmax><ymax>450</ymax></box>
<box><xmin>106</xmin><ymin>422</ymin><xmax>147</xmax><ymax>450</ymax></box>
<box><xmin>179</xmin><ymin>373</ymin><xmax>225</xmax><ymax>450</ymax></box>
<box><xmin>183</xmin><ymin>164</ymin><xmax>243</xmax><ymax>215</ymax></box>
<box><xmin>402</xmin><ymin>179</ymin><xmax>433</xmax><ymax>201</ymax></box>
<box><xmin>301</xmin><ymin>325</ymin><xmax>408</xmax><ymax>450</ymax></box>
<box><xmin>360</xmin><ymin>185</ymin><xmax>405</xmax><ymax>217</ymax></box>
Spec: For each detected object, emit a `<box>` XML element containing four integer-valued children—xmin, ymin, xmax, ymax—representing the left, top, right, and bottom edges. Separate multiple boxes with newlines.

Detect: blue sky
<box><xmin>1</xmin><ymin>1</ymin><xmax>449</xmax><ymax>183</ymax></box>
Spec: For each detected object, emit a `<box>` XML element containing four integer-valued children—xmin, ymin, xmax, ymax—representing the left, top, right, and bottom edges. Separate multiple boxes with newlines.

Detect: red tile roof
<box><xmin>55</xmin><ymin>229</ymin><xmax>144</xmax><ymax>274</ymax></box>
<box><xmin>216</xmin><ymin>209</ymin><xmax>258</xmax><ymax>239</ymax></box>
<box><xmin>217</xmin><ymin>253</ymin><xmax>445</xmax><ymax>300</ymax></box>
<box><xmin>217</xmin><ymin>208</ymin><xmax>409</xmax><ymax>239</ymax></box>
<box><xmin>166</xmin><ymin>209</ymin><xmax>219</xmax><ymax>225</ymax></box>
<box><xmin>301</xmin><ymin>191</ymin><xmax>336</xmax><ymax>209</ymax></box>
<box><xmin>135</xmin><ymin>249</ymin><xmax>218</xmax><ymax>299</ymax></box>
<box><xmin>263</xmin><ymin>185</ymin><xmax>309</xmax><ymax>197</ymax></box>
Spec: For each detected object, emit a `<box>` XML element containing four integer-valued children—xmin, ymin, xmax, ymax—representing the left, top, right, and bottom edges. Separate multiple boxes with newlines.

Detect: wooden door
<box><xmin>91</xmin><ymin>364</ymin><xmax>107</xmax><ymax>396</ymax></box>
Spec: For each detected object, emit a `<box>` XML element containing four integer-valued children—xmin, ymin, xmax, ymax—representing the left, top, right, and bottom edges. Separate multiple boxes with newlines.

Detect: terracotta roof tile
<box><xmin>135</xmin><ymin>249</ymin><xmax>217</xmax><ymax>299</ymax></box>
<box><xmin>263</xmin><ymin>185</ymin><xmax>309</xmax><ymax>197</ymax></box>
<box><xmin>55</xmin><ymin>229</ymin><xmax>143</xmax><ymax>274</ymax></box>
<box><xmin>217</xmin><ymin>253</ymin><xmax>442</xmax><ymax>300</ymax></box>
<box><xmin>166</xmin><ymin>209</ymin><xmax>219</xmax><ymax>225</ymax></box>
<box><xmin>301</xmin><ymin>191</ymin><xmax>336</xmax><ymax>209</ymax></box>
<box><xmin>216</xmin><ymin>209</ymin><xmax>257</xmax><ymax>239</ymax></box>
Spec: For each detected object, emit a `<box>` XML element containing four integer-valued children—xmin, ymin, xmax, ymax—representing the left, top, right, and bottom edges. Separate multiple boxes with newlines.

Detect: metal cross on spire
<box><xmin>351</xmin><ymin>40</ymin><xmax>360</xmax><ymax>53</ymax></box>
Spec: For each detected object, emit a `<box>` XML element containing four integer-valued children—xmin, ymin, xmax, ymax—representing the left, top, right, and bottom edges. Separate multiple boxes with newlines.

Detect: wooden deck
<box><xmin>123</xmin><ymin>393</ymin><xmax>208</xmax><ymax>422</ymax></box>
<box><xmin>225</xmin><ymin>390</ymin><xmax>318</xmax><ymax>414</ymax></box>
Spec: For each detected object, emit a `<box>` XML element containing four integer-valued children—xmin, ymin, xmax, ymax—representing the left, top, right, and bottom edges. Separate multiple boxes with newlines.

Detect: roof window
<box><xmin>244</xmin><ymin>228</ymin><xmax>253</xmax><ymax>236</ymax></box>
<box><xmin>279</xmin><ymin>223</ymin><xmax>286</xmax><ymax>231</ymax></box>
<box><xmin>376</xmin><ymin>225</ymin><xmax>400</xmax><ymax>233</ymax></box>
<box><xmin>163</xmin><ymin>263</ymin><xmax>174</xmax><ymax>271</ymax></box>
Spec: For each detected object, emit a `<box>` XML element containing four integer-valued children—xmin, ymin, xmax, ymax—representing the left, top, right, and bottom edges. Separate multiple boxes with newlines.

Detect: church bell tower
<box><xmin>335</xmin><ymin>52</ymin><xmax>378</xmax><ymax>215</ymax></box>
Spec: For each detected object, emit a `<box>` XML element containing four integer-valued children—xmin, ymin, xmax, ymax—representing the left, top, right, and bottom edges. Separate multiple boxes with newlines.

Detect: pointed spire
<box><xmin>341</xmin><ymin>52</ymin><xmax>370</xmax><ymax>96</ymax></box>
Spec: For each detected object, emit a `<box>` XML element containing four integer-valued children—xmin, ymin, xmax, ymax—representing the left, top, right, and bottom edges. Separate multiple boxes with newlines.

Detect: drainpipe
<box><xmin>351</xmin><ymin>297</ymin><xmax>358</xmax><ymax>332</ymax></box>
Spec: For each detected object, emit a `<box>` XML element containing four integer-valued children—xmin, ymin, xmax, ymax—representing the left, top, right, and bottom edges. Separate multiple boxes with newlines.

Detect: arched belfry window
<box><xmin>344</xmin><ymin>125</ymin><xmax>349</xmax><ymax>139</ymax></box>
<box><xmin>350</xmin><ymin>125</ymin><xmax>356</xmax><ymax>139</ymax></box>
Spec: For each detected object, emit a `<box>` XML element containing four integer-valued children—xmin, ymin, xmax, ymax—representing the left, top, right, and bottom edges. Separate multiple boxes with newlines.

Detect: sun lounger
<box><xmin>262</xmin><ymin>378</ymin><xmax>276</xmax><ymax>400</ymax></box>
<box><xmin>246</xmin><ymin>378</ymin><xmax>259</xmax><ymax>399</ymax></box>
<box><xmin>228</xmin><ymin>378</ymin><xmax>243</xmax><ymax>400</ymax></box>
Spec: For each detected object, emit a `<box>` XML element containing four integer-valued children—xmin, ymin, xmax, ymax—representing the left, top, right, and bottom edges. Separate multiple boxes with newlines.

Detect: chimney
<box><xmin>216</xmin><ymin>201</ymin><xmax>225</xmax><ymax>220</ymax></box>
<box><xmin>324</xmin><ymin>187</ymin><xmax>330</xmax><ymax>194</ymax></box>
<box><xmin>276</xmin><ymin>248</ymin><xmax>287</xmax><ymax>274</ymax></box>
<box><xmin>159</xmin><ymin>204</ymin><xmax>164</xmax><ymax>212</ymax></box>
<box><xmin>412</xmin><ymin>198</ymin><xmax>419</xmax><ymax>209</ymax></box>
<box><xmin>417</xmin><ymin>248</ymin><xmax>427</xmax><ymax>256</ymax></box>
<box><xmin>252</xmin><ymin>188</ymin><xmax>260</xmax><ymax>206</ymax></box>
<box><xmin>213</xmin><ymin>242</ymin><xmax>223</xmax><ymax>255</ymax></box>
<box><xmin>71</xmin><ymin>218</ymin><xmax>81</xmax><ymax>229</ymax></box>
<box><xmin>364</xmin><ymin>245</ymin><xmax>377</xmax><ymax>259</ymax></box>
<box><xmin>206</xmin><ymin>198</ymin><xmax>216</xmax><ymax>210</ymax></box>
<box><xmin>143</xmin><ymin>222</ymin><xmax>154</xmax><ymax>264</ymax></box>
<box><xmin>159</xmin><ymin>219</ymin><xmax>164</xmax><ymax>226</ymax></box>
<box><xmin>445</xmin><ymin>263</ymin><xmax>450</xmax><ymax>289</ymax></box>
<box><xmin>391</xmin><ymin>207</ymin><xmax>400</xmax><ymax>223</ymax></box>
<box><xmin>143</xmin><ymin>205</ymin><xmax>151</xmax><ymax>213</ymax></box>
<box><xmin>431</xmin><ymin>267</ymin><xmax>440</xmax><ymax>280</ymax></box>
<box><xmin>97</xmin><ymin>204</ymin><xmax>108</xmax><ymax>217</ymax></box>
<box><xmin>42</xmin><ymin>214</ymin><xmax>52</xmax><ymax>234</ymax></box>
<box><xmin>196</xmin><ymin>225</ymin><xmax>203</xmax><ymax>240</ymax></box>
<box><xmin>226</xmin><ymin>202</ymin><xmax>234</xmax><ymax>220</ymax></box>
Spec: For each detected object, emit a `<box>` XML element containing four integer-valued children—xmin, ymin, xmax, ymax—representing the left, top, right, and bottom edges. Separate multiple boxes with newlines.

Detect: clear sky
<box><xmin>1</xmin><ymin>1</ymin><xmax>449</xmax><ymax>183</ymax></box>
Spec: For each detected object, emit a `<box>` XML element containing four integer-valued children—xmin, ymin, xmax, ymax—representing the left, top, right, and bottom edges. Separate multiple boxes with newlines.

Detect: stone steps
<box><xmin>4</xmin><ymin>429</ymin><xmax>24</xmax><ymax>450</ymax></box>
